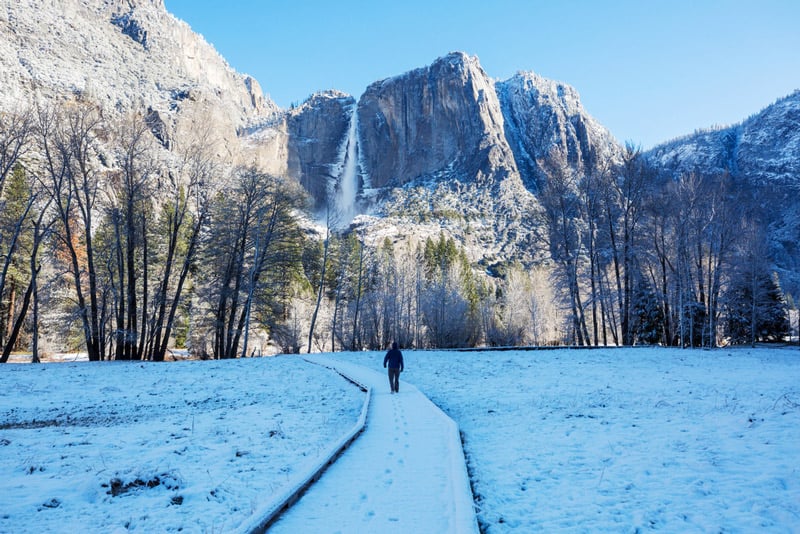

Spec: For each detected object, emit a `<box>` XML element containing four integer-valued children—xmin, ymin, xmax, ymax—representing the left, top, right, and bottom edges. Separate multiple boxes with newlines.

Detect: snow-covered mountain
<box><xmin>246</xmin><ymin>52</ymin><xmax>622</xmax><ymax>263</ymax></box>
<box><xmin>647</xmin><ymin>91</ymin><xmax>800</xmax><ymax>188</ymax></box>
<box><xmin>646</xmin><ymin>91</ymin><xmax>800</xmax><ymax>291</ymax></box>
<box><xmin>0</xmin><ymin>0</ymin><xmax>622</xmax><ymax>265</ymax></box>
<box><xmin>4</xmin><ymin>0</ymin><xmax>798</xmax><ymax>272</ymax></box>
<box><xmin>497</xmin><ymin>70</ymin><xmax>622</xmax><ymax>190</ymax></box>
<box><xmin>0</xmin><ymin>0</ymin><xmax>277</xmax><ymax>154</ymax></box>
<box><xmin>248</xmin><ymin>52</ymin><xmax>621</xmax><ymax>207</ymax></box>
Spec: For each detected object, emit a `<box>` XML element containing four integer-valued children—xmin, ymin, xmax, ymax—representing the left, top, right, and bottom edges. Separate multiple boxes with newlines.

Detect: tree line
<box><xmin>297</xmin><ymin>145</ymin><xmax>790</xmax><ymax>351</ymax></box>
<box><xmin>0</xmin><ymin>100</ymin><xmax>306</xmax><ymax>362</ymax></box>
<box><xmin>535</xmin><ymin>145</ymin><xmax>788</xmax><ymax>348</ymax></box>
<box><xmin>0</xmin><ymin>101</ymin><xmax>790</xmax><ymax>362</ymax></box>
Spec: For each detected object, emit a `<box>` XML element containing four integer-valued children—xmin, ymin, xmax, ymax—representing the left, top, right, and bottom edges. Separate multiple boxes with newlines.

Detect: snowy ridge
<box><xmin>497</xmin><ymin>70</ymin><xmax>622</xmax><ymax>185</ymax></box>
<box><xmin>645</xmin><ymin>90</ymin><xmax>800</xmax><ymax>293</ymax></box>
<box><xmin>235</xmin><ymin>358</ymin><xmax>372</xmax><ymax>533</ymax></box>
<box><xmin>647</xmin><ymin>90</ymin><xmax>800</xmax><ymax>187</ymax></box>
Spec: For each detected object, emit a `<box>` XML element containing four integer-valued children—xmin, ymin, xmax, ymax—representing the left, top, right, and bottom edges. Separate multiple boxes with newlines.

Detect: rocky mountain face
<box><xmin>357</xmin><ymin>53</ymin><xmax>518</xmax><ymax>191</ymax></box>
<box><xmin>497</xmin><ymin>71</ymin><xmax>621</xmax><ymax>190</ymax></box>
<box><xmin>0</xmin><ymin>0</ymin><xmax>276</xmax><ymax>155</ymax></box>
<box><xmin>1</xmin><ymin>0</ymin><xmax>625</xmax><ymax>265</ymax></box>
<box><xmin>245</xmin><ymin>91</ymin><xmax>355</xmax><ymax>212</ymax></box>
<box><xmin>647</xmin><ymin>91</ymin><xmax>800</xmax><ymax>188</ymax></box>
<box><xmin>246</xmin><ymin>52</ymin><xmax>622</xmax><ymax>263</ymax></box>
<box><xmin>250</xmin><ymin>51</ymin><xmax>622</xmax><ymax>200</ymax></box>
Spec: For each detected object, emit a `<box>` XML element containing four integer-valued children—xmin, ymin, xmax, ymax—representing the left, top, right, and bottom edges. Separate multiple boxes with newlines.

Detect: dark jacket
<box><xmin>383</xmin><ymin>346</ymin><xmax>404</xmax><ymax>371</ymax></box>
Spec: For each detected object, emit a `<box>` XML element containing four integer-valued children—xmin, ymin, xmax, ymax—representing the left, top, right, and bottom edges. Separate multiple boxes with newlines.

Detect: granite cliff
<box><xmin>0</xmin><ymin>0</ymin><xmax>277</xmax><ymax>156</ymax></box>
<box><xmin>246</xmin><ymin>52</ymin><xmax>622</xmax><ymax>264</ymax></box>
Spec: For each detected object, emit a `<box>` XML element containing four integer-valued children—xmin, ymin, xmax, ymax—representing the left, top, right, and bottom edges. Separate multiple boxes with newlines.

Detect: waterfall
<box><xmin>335</xmin><ymin>106</ymin><xmax>359</xmax><ymax>227</ymax></box>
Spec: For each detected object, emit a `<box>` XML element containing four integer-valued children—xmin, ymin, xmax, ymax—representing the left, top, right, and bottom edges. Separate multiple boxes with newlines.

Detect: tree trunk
<box><xmin>154</xmin><ymin>214</ymin><xmax>203</xmax><ymax>362</ymax></box>
<box><xmin>6</xmin><ymin>285</ymin><xmax>16</xmax><ymax>341</ymax></box>
<box><xmin>351</xmin><ymin>244</ymin><xmax>364</xmax><ymax>351</ymax></box>
<box><xmin>307</xmin><ymin>230</ymin><xmax>330</xmax><ymax>353</ymax></box>
<box><xmin>0</xmin><ymin>260</ymin><xmax>38</xmax><ymax>363</ymax></box>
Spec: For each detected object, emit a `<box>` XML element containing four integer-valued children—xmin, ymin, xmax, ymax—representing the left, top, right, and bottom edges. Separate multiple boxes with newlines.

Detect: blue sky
<box><xmin>164</xmin><ymin>1</ymin><xmax>800</xmax><ymax>149</ymax></box>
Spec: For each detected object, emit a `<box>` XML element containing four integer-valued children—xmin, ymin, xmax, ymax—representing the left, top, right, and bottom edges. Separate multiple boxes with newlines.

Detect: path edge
<box><xmin>235</xmin><ymin>358</ymin><xmax>371</xmax><ymax>534</ymax></box>
<box><xmin>419</xmin><ymin>391</ymin><xmax>482</xmax><ymax>533</ymax></box>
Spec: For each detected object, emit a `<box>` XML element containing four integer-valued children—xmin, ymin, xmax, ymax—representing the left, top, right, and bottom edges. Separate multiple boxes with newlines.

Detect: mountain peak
<box><xmin>429</xmin><ymin>51</ymin><xmax>489</xmax><ymax>80</ymax></box>
<box><xmin>101</xmin><ymin>0</ymin><xmax>165</xmax><ymax>11</ymax></box>
<box><xmin>504</xmin><ymin>71</ymin><xmax>583</xmax><ymax>114</ymax></box>
<box><xmin>438</xmin><ymin>51</ymin><xmax>481</xmax><ymax>67</ymax></box>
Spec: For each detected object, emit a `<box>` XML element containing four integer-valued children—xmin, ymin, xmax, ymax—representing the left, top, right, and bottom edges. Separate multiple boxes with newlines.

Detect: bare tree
<box><xmin>0</xmin><ymin>168</ymin><xmax>35</xmax><ymax>348</ymax></box>
<box><xmin>578</xmin><ymin>162</ymin><xmax>614</xmax><ymax>346</ymax></box>
<box><xmin>0</xmin><ymin>187</ymin><xmax>54</xmax><ymax>363</ymax></box>
<box><xmin>105</xmin><ymin>112</ymin><xmax>158</xmax><ymax>360</ymax></box>
<box><xmin>328</xmin><ymin>232</ymin><xmax>365</xmax><ymax>352</ymax></box>
<box><xmin>36</xmin><ymin>100</ymin><xmax>106</xmax><ymax>361</ymax></box>
<box><xmin>307</xmin><ymin>207</ymin><xmax>340</xmax><ymax>353</ymax></box>
<box><xmin>665</xmin><ymin>171</ymin><xmax>740</xmax><ymax>347</ymax></box>
<box><xmin>0</xmin><ymin>107</ymin><xmax>34</xmax><ymax>354</ymax></box>
<box><xmin>540</xmin><ymin>151</ymin><xmax>590</xmax><ymax>345</ymax></box>
<box><xmin>0</xmin><ymin>107</ymin><xmax>33</xmax><ymax>198</ymax></box>
<box><xmin>485</xmin><ymin>264</ymin><xmax>529</xmax><ymax>347</ymax></box>
<box><xmin>642</xmin><ymin>185</ymin><xmax>680</xmax><ymax>345</ymax></box>
<box><xmin>602</xmin><ymin>145</ymin><xmax>651</xmax><ymax>345</ymax></box>
<box><xmin>418</xmin><ymin>234</ymin><xmax>477</xmax><ymax>348</ymax></box>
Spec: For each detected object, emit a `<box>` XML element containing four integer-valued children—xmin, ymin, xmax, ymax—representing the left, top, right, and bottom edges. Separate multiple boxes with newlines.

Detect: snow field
<box><xmin>335</xmin><ymin>347</ymin><xmax>800</xmax><ymax>532</ymax></box>
<box><xmin>0</xmin><ymin>357</ymin><xmax>363</xmax><ymax>533</ymax></box>
<box><xmin>2</xmin><ymin>347</ymin><xmax>798</xmax><ymax>533</ymax></box>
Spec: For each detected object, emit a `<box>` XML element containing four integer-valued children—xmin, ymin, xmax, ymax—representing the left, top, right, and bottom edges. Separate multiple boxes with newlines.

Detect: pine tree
<box><xmin>725</xmin><ymin>268</ymin><xmax>788</xmax><ymax>345</ymax></box>
<box><xmin>0</xmin><ymin>165</ymin><xmax>34</xmax><ymax>353</ymax></box>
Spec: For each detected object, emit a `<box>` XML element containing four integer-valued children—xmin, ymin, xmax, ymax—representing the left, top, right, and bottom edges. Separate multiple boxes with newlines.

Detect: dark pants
<box><xmin>388</xmin><ymin>367</ymin><xmax>401</xmax><ymax>393</ymax></box>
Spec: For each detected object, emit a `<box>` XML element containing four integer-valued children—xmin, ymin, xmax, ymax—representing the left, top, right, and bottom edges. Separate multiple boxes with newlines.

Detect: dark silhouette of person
<box><xmin>383</xmin><ymin>341</ymin><xmax>404</xmax><ymax>393</ymax></box>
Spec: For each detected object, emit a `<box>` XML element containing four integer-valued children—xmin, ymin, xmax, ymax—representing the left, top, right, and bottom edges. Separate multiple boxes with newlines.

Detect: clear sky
<box><xmin>164</xmin><ymin>0</ymin><xmax>800</xmax><ymax>149</ymax></box>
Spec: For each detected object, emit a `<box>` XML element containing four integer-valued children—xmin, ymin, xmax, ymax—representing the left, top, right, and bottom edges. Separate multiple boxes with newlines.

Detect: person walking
<box><xmin>383</xmin><ymin>341</ymin><xmax>404</xmax><ymax>393</ymax></box>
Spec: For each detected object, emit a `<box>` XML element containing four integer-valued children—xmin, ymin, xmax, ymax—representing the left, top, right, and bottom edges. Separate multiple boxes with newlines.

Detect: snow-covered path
<box><xmin>267</xmin><ymin>355</ymin><xmax>479</xmax><ymax>534</ymax></box>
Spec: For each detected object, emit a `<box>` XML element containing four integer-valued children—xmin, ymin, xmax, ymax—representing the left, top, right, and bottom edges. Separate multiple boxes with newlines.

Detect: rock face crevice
<box><xmin>286</xmin><ymin>92</ymin><xmax>355</xmax><ymax>212</ymax></box>
<box><xmin>111</xmin><ymin>10</ymin><xmax>149</xmax><ymax>49</ymax></box>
